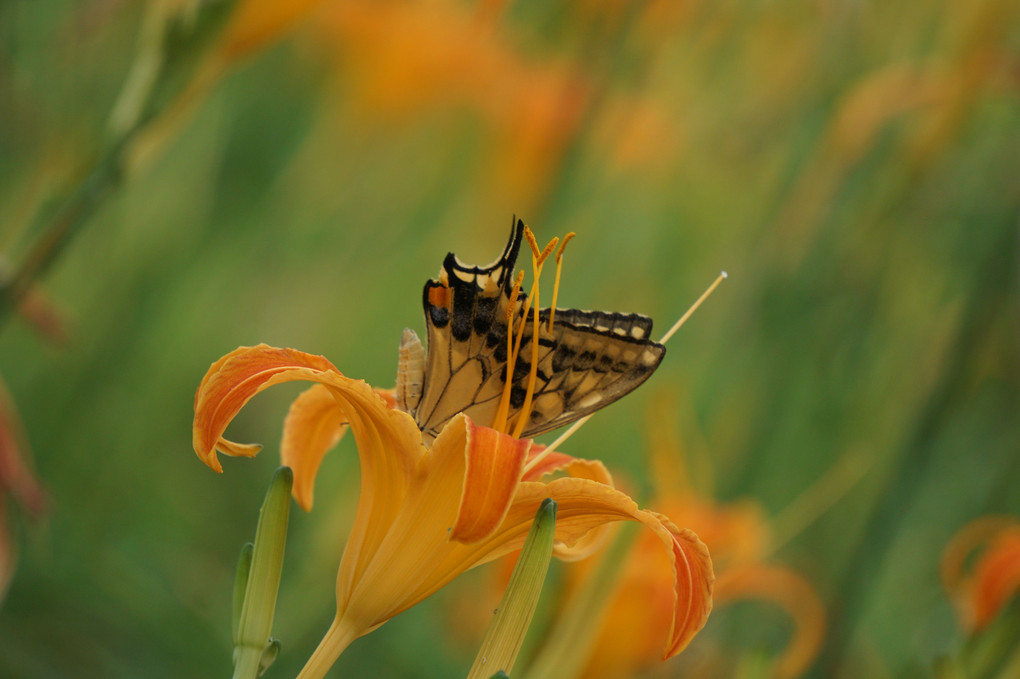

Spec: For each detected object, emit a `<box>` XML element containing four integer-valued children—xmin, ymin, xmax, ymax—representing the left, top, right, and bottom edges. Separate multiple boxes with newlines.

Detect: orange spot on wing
<box><xmin>428</xmin><ymin>285</ymin><xmax>451</xmax><ymax>308</ymax></box>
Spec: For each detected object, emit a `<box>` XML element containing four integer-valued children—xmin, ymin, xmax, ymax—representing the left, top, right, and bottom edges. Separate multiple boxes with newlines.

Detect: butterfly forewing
<box><xmin>398</xmin><ymin>218</ymin><xmax>665</xmax><ymax>441</ymax></box>
<box><xmin>519</xmin><ymin>309</ymin><xmax>664</xmax><ymax>436</ymax></box>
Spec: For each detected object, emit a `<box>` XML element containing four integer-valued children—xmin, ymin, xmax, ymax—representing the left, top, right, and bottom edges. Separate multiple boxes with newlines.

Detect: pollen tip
<box><xmin>721</xmin><ymin>270</ymin><xmax>728</xmax><ymax>278</ymax></box>
<box><xmin>556</xmin><ymin>232</ymin><xmax>576</xmax><ymax>262</ymax></box>
<box><xmin>523</xmin><ymin>226</ymin><xmax>541</xmax><ymax>258</ymax></box>
<box><xmin>537</xmin><ymin>237</ymin><xmax>558</xmax><ymax>266</ymax></box>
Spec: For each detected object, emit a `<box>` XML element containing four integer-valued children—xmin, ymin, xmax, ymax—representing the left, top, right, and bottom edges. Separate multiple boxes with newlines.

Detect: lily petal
<box><xmin>193</xmin><ymin>344</ymin><xmax>339</xmax><ymax>472</ymax></box>
<box><xmin>281</xmin><ymin>386</ymin><xmax>401</xmax><ymax>511</ymax></box>
<box><xmin>195</xmin><ymin>345</ymin><xmax>714</xmax><ymax>674</ymax></box>
<box><xmin>334</xmin><ymin>413</ymin><xmax>479</xmax><ymax>628</ymax></box>
<box><xmin>193</xmin><ymin>345</ymin><xmax>424</xmax><ymax>546</ymax></box>
<box><xmin>452</xmin><ymin>422</ymin><xmax>531</xmax><ymax>543</ymax></box>
<box><xmin>521</xmin><ymin>446</ymin><xmax>617</xmax><ymax>561</ymax></box>
<box><xmin>326</xmin><ymin>413</ymin><xmax>711</xmax><ymax>662</ymax></box>
<box><xmin>523</xmin><ymin>445</ymin><xmax>614</xmax><ymax>487</ymax></box>
<box><xmin>282</xmin><ymin>384</ymin><xmax>350</xmax><ymax>511</ymax></box>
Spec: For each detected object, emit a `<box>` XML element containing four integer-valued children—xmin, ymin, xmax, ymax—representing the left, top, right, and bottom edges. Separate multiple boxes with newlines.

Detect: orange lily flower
<box><xmin>942</xmin><ymin>515</ymin><xmax>1020</xmax><ymax>633</ymax></box>
<box><xmin>192</xmin><ymin>344</ymin><xmax>713</xmax><ymax>676</ymax></box>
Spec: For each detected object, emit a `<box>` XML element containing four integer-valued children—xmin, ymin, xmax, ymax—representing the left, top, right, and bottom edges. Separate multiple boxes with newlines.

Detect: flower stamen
<box><xmin>492</xmin><ymin>227</ymin><xmax>562</xmax><ymax>437</ymax></box>
<box><xmin>547</xmin><ymin>232</ymin><xmax>575</xmax><ymax>333</ymax></box>
<box><xmin>658</xmin><ymin>271</ymin><xmax>727</xmax><ymax>345</ymax></box>
<box><xmin>511</xmin><ymin>230</ymin><xmax>558</xmax><ymax>439</ymax></box>
<box><xmin>492</xmin><ymin>270</ymin><xmax>526</xmax><ymax>433</ymax></box>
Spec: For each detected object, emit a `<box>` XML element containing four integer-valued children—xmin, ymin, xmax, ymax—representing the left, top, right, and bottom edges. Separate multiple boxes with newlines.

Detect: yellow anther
<box><xmin>493</xmin><ymin>270</ymin><xmax>528</xmax><ymax>432</ymax></box>
<box><xmin>512</xmin><ymin>246</ymin><xmax>548</xmax><ymax>440</ymax></box>
<box><xmin>505</xmin><ymin>271</ymin><xmax>525</xmax><ymax>323</ymax></box>
<box><xmin>523</xmin><ymin>227</ymin><xmax>541</xmax><ymax>258</ymax></box>
<box><xmin>537</xmin><ymin>237</ymin><xmax>558</xmax><ymax>267</ymax></box>
<box><xmin>523</xmin><ymin>226</ymin><xmax>558</xmax><ymax>267</ymax></box>
<box><xmin>547</xmin><ymin>232</ymin><xmax>575</xmax><ymax>332</ymax></box>
<box><xmin>555</xmin><ymin>232</ymin><xmax>575</xmax><ymax>264</ymax></box>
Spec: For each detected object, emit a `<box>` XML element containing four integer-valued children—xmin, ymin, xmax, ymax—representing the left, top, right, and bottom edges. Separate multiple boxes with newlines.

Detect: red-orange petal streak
<box><xmin>451</xmin><ymin>421</ymin><xmax>531</xmax><ymax>543</ymax></box>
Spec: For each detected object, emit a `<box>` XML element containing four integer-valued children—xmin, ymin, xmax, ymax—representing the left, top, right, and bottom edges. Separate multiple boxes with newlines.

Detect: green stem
<box><xmin>232</xmin><ymin>644</ymin><xmax>265</xmax><ymax>679</ymax></box>
<box><xmin>0</xmin><ymin>133</ymin><xmax>131</xmax><ymax>329</ymax></box>
<box><xmin>0</xmin><ymin>0</ymin><xmax>235</xmax><ymax>332</ymax></box>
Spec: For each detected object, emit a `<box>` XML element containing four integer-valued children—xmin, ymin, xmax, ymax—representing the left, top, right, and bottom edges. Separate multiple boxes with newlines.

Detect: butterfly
<box><xmin>396</xmin><ymin>218</ymin><xmax>665</xmax><ymax>441</ymax></box>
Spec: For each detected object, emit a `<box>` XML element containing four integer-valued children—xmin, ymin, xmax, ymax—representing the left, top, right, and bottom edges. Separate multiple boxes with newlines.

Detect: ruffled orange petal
<box><xmin>474</xmin><ymin>478</ymin><xmax>714</xmax><ymax>660</ymax></box>
<box><xmin>193</xmin><ymin>344</ymin><xmax>339</xmax><ymax>472</ymax></box>
<box><xmin>283</xmin><ymin>385</ymin><xmax>400</xmax><ymax>512</ymax></box>
<box><xmin>282</xmin><ymin>384</ymin><xmax>350</xmax><ymax>511</ymax></box>
<box><xmin>715</xmin><ymin>565</ymin><xmax>826</xmax><ymax>678</ymax></box>
<box><xmin>523</xmin><ymin>444</ymin><xmax>614</xmax><ymax>487</ymax></box>
<box><xmin>520</xmin><ymin>446</ymin><xmax>617</xmax><ymax>561</ymax></box>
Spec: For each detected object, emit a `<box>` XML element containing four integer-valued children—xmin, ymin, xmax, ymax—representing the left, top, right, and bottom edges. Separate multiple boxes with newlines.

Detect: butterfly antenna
<box><xmin>547</xmin><ymin>232</ymin><xmax>575</xmax><ymax>333</ymax></box>
<box><xmin>524</xmin><ymin>270</ymin><xmax>728</xmax><ymax>474</ymax></box>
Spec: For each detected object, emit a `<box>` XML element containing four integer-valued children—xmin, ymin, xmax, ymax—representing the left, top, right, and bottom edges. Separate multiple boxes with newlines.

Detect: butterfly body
<box><xmin>398</xmin><ymin>219</ymin><xmax>665</xmax><ymax>441</ymax></box>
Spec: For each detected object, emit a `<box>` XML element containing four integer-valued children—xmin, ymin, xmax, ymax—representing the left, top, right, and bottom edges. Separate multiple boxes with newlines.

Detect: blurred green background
<box><xmin>1</xmin><ymin>0</ymin><xmax>1017</xmax><ymax>677</ymax></box>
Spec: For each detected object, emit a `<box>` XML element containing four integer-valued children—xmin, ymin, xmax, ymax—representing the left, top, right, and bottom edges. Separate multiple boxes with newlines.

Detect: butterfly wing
<box><xmin>515</xmin><ymin>308</ymin><xmax>664</xmax><ymax>438</ymax></box>
<box><xmin>399</xmin><ymin>218</ymin><xmax>665</xmax><ymax>441</ymax></box>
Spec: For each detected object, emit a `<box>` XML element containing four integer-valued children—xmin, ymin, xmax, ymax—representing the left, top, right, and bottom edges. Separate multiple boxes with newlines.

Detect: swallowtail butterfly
<box><xmin>397</xmin><ymin>218</ymin><xmax>665</xmax><ymax>441</ymax></box>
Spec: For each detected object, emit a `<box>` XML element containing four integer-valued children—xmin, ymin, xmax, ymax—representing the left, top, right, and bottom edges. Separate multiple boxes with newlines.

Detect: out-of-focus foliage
<box><xmin>0</xmin><ymin>0</ymin><xmax>1017</xmax><ymax>677</ymax></box>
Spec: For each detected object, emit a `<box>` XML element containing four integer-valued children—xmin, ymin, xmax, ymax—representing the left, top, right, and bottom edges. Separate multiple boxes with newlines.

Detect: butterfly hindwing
<box><xmin>398</xmin><ymin>218</ymin><xmax>665</xmax><ymax>441</ymax></box>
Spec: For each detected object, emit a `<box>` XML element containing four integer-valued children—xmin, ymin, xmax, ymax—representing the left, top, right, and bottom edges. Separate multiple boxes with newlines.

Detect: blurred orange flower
<box><xmin>145</xmin><ymin>0</ymin><xmax>686</xmax><ymax>213</ymax></box>
<box><xmin>530</xmin><ymin>393</ymin><xmax>825</xmax><ymax>679</ymax></box>
<box><xmin>310</xmin><ymin>0</ymin><xmax>592</xmax><ymax>211</ymax></box>
<box><xmin>0</xmin><ymin>377</ymin><xmax>47</xmax><ymax>604</ymax></box>
<box><xmin>942</xmin><ymin>516</ymin><xmax>1020</xmax><ymax>633</ymax></box>
<box><xmin>192</xmin><ymin>344</ymin><xmax>713</xmax><ymax>677</ymax></box>
<box><xmin>0</xmin><ymin>267</ymin><xmax>60</xmax><ymax>605</ymax></box>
